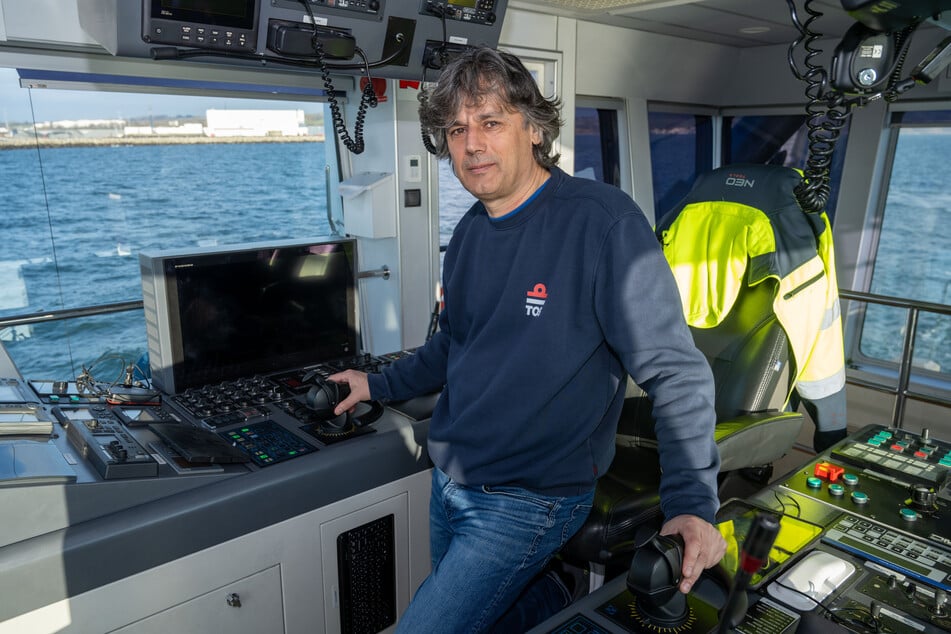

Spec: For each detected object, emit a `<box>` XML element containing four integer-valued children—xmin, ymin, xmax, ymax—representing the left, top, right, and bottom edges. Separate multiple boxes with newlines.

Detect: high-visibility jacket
<box><xmin>655</xmin><ymin>164</ymin><xmax>846</xmax><ymax>413</ymax></box>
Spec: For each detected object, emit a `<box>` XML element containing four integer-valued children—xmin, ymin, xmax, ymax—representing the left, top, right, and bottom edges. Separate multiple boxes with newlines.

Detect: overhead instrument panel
<box><xmin>271</xmin><ymin>0</ymin><xmax>386</xmax><ymax>21</ymax></box>
<box><xmin>421</xmin><ymin>0</ymin><xmax>501</xmax><ymax>26</ymax></box>
<box><xmin>75</xmin><ymin>0</ymin><xmax>509</xmax><ymax>81</ymax></box>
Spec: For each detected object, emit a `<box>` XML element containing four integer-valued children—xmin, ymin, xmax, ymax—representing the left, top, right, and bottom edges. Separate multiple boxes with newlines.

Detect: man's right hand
<box><xmin>326</xmin><ymin>369</ymin><xmax>371</xmax><ymax>416</ymax></box>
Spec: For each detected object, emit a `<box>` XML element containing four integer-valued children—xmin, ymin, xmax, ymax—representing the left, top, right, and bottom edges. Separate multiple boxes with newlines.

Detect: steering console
<box><xmin>626</xmin><ymin>530</ymin><xmax>746</xmax><ymax>632</ymax></box>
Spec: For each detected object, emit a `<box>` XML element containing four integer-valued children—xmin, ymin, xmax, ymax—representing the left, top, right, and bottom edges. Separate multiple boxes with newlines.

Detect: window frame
<box><xmin>0</xmin><ymin>53</ymin><xmax>338</xmax><ymax>380</ymax></box>
<box><xmin>575</xmin><ymin>95</ymin><xmax>632</xmax><ymax>194</ymax></box>
<box><xmin>645</xmin><ymin>102</ymin><xmax>717</xmax><ymax>222</ymax></box>
<box><xmin>843</xmin><ymin>102</ymin><xmax>951</xmax><ymax>401</ymax></box>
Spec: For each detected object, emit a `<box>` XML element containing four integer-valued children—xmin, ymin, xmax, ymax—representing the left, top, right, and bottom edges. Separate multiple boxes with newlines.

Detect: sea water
<box><xmin>0</xmin><ymin>138</ymin><xmax>947</xmax><ymax>382</ymax></box>
<box><xmin>0</xmin><ymin>142</ymin><xmax>337</xmax><ymax>379</ymax></box>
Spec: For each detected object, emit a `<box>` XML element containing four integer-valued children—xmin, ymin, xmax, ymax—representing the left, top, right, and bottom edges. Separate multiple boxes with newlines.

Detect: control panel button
<box><xmin>899</xmin><ymin>507</ymin><xmax>918</xmax><ymax>521</ymax></box>
<box><xmin>851</xmin><ymin>491</ymin><xmax>869</xmax><ymax>504</ymax></box>
<box><xmin>814</xmin><ymin>461</ymin><xmax>845</xmax><ymax>482</ymax></box>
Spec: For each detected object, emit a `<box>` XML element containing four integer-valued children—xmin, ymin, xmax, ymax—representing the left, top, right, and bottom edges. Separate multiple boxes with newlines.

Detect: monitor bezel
<box><xmin>141</xmin><ymin>237</ymin><xmax>360</xmax><ymax>394</ymax></box>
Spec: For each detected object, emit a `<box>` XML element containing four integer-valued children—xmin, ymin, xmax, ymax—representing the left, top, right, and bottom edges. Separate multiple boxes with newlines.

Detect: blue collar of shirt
<box><xmin>489</xmin><ymin>178</ymin><xmax>551</xmax><ymax>223</ymax></box>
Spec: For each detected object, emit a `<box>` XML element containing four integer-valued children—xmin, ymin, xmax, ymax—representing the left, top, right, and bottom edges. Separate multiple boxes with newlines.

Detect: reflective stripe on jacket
<box><xmin>656</xmin><ymin>165</ymin><xmax>846</xmax><ymax>405</ymax></box>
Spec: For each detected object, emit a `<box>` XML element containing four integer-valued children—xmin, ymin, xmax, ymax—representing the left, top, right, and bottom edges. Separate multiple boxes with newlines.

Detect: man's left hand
<box><xmin>660</xmin><ymin>514</ymin><xmax>726</xmax><ymax>594</ymax></box>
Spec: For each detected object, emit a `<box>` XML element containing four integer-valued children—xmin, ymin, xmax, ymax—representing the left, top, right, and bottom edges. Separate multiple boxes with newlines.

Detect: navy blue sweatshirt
<box><xmin>368</xmin><ymin>167</ymin><xmax>720</xmax><ymax>523</ymax></box>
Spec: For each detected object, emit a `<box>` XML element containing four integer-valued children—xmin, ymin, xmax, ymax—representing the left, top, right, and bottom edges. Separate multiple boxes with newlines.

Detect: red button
<box><xmin>813</xmin><ymin>462</ymin><xmax>845</xmax><ymax>482</ymax></box>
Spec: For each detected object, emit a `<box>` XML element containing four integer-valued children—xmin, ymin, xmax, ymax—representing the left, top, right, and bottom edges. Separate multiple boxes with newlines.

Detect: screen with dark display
<box><xmin>150</xmin><ymin>0</ymin><xmax>257</xmax><ymax>28</ymax></box>
<box><xmin>143</xmin><ymin>239</ymin><xmax>359</xmax><ymax>392</ymax></box>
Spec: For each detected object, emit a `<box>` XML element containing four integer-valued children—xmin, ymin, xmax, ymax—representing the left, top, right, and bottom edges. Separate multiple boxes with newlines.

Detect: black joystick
<box><xmin>626</xmin><ymin>532</ymin><xmax>689</xmax><ymax>628</ymax></box>
<box><xmin>306</xmin><ymin>377</ymin><xmax>352</xmax><ymax>430</ymax></box>
<box><xmin>627</xmin><ymin>528</ymin><xmax>754</xmax><ymax>633</ymax></box>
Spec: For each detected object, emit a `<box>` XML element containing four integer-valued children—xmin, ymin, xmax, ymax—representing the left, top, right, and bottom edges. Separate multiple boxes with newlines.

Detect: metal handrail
<box><xmin>0</xmin><ymin>300</ymin><xmax>144</xmax><ymax>329</ymax></box>
<box><xmin>838</xmin><ymin>288</ymin><xmax>951</xmax><ymax>428</ymax></box>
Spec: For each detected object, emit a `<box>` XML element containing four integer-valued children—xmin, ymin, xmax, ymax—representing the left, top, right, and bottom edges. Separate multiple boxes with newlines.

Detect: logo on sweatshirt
<box><xmin>525</xmin><ymin>283</ymin><xmax>547</xmax><ymax>317</ymax></box>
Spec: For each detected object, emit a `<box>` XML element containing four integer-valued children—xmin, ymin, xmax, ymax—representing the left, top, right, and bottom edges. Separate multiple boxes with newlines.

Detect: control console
<box><xmin>534</xmin><ymin>425</ymin><xmax>951</xmax><ymax>634</ymax></box>
<box><xmin>823</xmin><ymin>513</ymin><xmax>951</xmax><ymax>591</ymax></box>
<box><xmin>834</xmin><ymin>426</ymin><xmax>951</xmax><ymax>484</ymax></box>
<box><xmin>220</xmin><ymin>419</ymin><xmax>316</xmax><ymax>467</ymax></box>
<box><xmin>53</xmin><ymin>405</ymin><xmax>158</xmax><ymax>480</ymax></box>
<box><xmin>161</xmin><ymin>351</ymin><xmax>415</xmax><ymax>466</ymax></box>
<box><xmin>781</xmin><ymin>425</ymin><xmax>950</xmax><ymax>547</ymax></box>
<box><xmin>770</xmin><ymin>424</ymin><xmax>951</xmax><ymax>632</ymax></box>
<box><xmin>581</xmin><ymin>521</ymin><xmax>801</xmax><ymax>634</ymax></box>
<box><xmin>169</xmin><ymin>375</ymin><xmax>292</xmax><ymax>423</ymax></box>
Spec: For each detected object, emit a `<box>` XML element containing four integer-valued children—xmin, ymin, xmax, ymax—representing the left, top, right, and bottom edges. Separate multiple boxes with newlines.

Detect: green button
<box><xmin>806</xmin><ymin>477</ymin><xmax>822</xmax><ymax>489</ymax></box>
<box><xmin>842</xmin><ymin>473</ymin><xmax>859</xmax><ymax>486</ymax></box>
<box><xmin>899</xmin><ymin>507</ymin><xmax>918</xmax><ymax>521</ymax></box>
<box><xmin>829</xmin><ymin>484</ymin><xmax>845</xmax><ymax>496</ymax></box>
<box><xmin>851</xmin><ymin>491</ymin><xmax>869</xmax><ymax>504</ymax></box>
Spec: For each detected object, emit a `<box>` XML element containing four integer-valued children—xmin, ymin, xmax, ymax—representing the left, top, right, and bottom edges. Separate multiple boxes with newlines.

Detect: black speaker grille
<box><xmin>337</xmin><ymin>514</ymin><xmax>396</xmax><ymax>634</ymax></box>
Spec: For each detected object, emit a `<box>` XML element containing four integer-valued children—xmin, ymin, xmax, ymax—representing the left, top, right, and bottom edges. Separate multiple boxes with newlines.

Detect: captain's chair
<box><xmin>563</xmin><ymin>164</ymin><xmax>844</xmax><ymax>577</ymax></box>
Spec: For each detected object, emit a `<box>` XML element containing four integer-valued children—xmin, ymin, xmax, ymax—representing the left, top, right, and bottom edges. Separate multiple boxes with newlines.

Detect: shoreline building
<box><xmin>204</xmin><ymin>109</ymin><xmax>307</xmax><ymax>138</ymax></box>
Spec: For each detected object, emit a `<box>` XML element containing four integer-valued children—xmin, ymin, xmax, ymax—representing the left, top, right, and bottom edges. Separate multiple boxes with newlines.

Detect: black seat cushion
<box><xmin>562</xmin><ymin>444</ymin><xmax>663</xmax><ymax>565</ymax></box>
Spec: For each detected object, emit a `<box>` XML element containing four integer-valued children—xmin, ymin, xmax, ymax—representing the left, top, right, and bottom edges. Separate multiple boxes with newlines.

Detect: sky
<box><xmin>0</xmin><ymin>68</ymin><xmax>327</xmax><ymax>125</ymax></box>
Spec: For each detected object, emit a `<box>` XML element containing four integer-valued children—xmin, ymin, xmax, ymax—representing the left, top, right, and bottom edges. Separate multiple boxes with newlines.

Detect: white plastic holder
<box><xmin>339</xmin><ymin>172</ymin><xmax>396</xmax><ymax>239</ymax></box>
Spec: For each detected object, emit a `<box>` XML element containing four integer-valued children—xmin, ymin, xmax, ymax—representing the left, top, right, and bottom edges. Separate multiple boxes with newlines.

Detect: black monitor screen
<box><xmin>145</xmin><ymin>239</ymin><xmax>358</xmax><ymax>392</ymax></box>
<box><xmin>149</xmin><ymin>0</ymin><xmax>258</xmax><ymax>29</ymax></box>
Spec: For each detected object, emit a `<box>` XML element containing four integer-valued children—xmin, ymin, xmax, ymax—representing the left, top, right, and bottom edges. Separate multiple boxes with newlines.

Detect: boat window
<box><xmin>722</xmin><ymin>113</ymin><xmax>850</xmax><ymax>220</ymax></box>
<box><xmin>575</xmin><ymin>105</ymin><xmax>621</xmax><ymax>187</ymax></box>
<box><xmin>0</xmin><ymin>67</ymin><xmax>331</xmax><ymax>380</ymax></box>
<box><xmin>437</xmin><ymin>160</ymin><xmax>476</xmax><ymax>259</ymax></box>
<box><xmin>648</xmin><ymin>111</ymin><xmax>713</xmax><ymax>221</ymax></box>
<box><xmin>852</xmin><ymin>110</ymin><xmax>951</xmax><ymax>385</ymax></box>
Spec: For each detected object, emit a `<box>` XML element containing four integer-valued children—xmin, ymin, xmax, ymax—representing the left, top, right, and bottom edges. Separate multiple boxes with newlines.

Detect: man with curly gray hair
<box><xmin>330</xmin><ymin>45</ymin><xmax>725</xmax><ymax>632</ymax></box>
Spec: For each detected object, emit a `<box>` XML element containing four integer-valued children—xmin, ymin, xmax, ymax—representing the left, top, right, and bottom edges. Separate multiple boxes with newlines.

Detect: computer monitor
<box><xmin>140</xmin><ymin>238</ymin><xmax>359</xmax><ymax>394</ymax></box>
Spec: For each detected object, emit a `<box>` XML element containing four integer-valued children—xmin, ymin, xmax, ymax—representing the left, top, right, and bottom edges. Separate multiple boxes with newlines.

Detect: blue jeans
<box><xmin>396</xmin><ymin>467</ymin><xmax>594</xmax><ymax>634</ymax></box>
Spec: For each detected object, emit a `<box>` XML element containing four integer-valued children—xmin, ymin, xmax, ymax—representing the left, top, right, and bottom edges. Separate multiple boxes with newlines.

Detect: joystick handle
<box><xmin>305</xmin><ymin>377</ymin><xmax>351</xmax><ymax>419</ymax></box>
<box><xmin>626</xmin><ymin>532</ymin><xmax>689</xmax><ymax>628</ymax></box>
<box><xmin>716</xmin><ymin>512</ymin><xmax>780</xmax><ymax>633</ymax></box>
<box><xmin>627</xmin><ymin>529</ymin><xmax>750</xmax><ymax>631</ymax></box>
